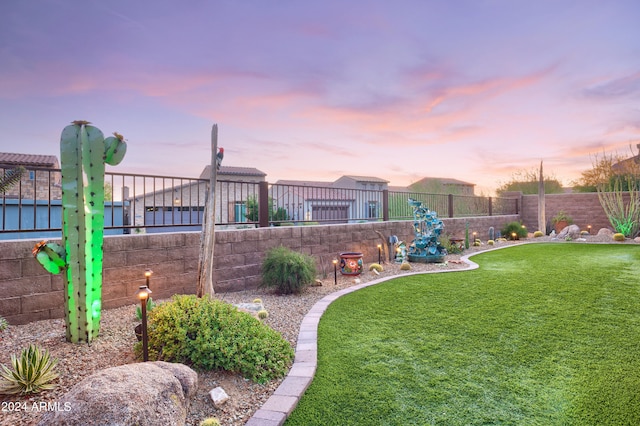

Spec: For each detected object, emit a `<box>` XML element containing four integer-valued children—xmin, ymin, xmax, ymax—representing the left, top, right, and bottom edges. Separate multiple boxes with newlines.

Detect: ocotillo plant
<box><xmin>33</xmin><ymin>121</ymin><xmax>126</xmax><ymax>343</ymax></box>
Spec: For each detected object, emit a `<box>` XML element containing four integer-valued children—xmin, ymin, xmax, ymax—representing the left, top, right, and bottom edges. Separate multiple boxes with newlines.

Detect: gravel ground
<box><xmin>0</xmin><ymin>235</ymin><xmax>633</xmax><ymax>426</ymax></box>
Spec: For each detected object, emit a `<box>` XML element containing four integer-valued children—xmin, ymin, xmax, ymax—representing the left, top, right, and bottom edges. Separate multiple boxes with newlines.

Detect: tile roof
<box><xmin>199</xmin><ymin>165</ymin><xmax>266</xmax><ymax>179</ymax></box>
<box><xmin>340</xmin><ymin>175</ymin><xmax>390</xmax><ymax>183</ymax></box>
<box><xmin>0</xmin><ymin>153</ymin><xmax>59</xmax><ymax>168</ymax></box>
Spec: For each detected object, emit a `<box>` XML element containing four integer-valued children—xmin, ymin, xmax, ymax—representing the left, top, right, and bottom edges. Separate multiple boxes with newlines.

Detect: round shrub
<box><xmin>368</xmin><ymin>263</ymin><xmax>383</xmax><ymax>272</ymax></box>
<box><xmin>400</xmin><ymin>262</ymin><xmax>411</xmax><ymax>271</ymax></box>
<box><xmin>613</xmin><ymin>233</ymin><xmax>625</xmax><ymax>242</ymax></box>
<box><xmin>141</xmin><ymin>295</ymin><xmax>293</xmax><ymax>384</ymax></box>
<box><xmin>487</xmin><ymin>240</ymin><xmax>495</xmax><ymax>245</ymax></box>
<box><xmin>261</xmin><ymin>246</ymin><xmax>317</xmax><ymax>294</ymax></box>
<box><xmin>258</xmin><ymin>309</ymin><xmax>269</xmax><ymax>319</ymax></box>
<box><xmin>533</xmin><ymin>230</ymin><xmax>544</xmax><ymax>238</ymax></box>
<box><xmin>501</xmin><ymin>221</ymin><xmax>528</xmax><ymax>240</ymax></box>
<box><xmin>199</xmin><ymin>418</ymin><xmax>221</xmax><ymax>426</ymax></box>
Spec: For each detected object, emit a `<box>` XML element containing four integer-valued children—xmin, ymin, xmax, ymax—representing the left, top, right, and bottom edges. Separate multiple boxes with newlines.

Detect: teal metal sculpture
<box><xmin>407</xmin><ymin>198</ymin><xmax>447</xmax><ymax>263</ymax></box>
<box><xmin>33</xmin><ymin>121</ymin><xmax>126</xmax><ymax>343</ymax></box>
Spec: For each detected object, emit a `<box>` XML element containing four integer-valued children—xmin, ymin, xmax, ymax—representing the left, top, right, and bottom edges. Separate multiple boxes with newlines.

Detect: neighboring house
<box><xmin>0</xmin><ymin>152</ymin><xmax>61</xmax><ymax>199</ymax></box>
<box><xmin>611</xmin><ymin>143</ymin><xmax>640</xmax><ymax>174</ymax></box>
<box><xmin>131</xmin><ymin>165</ymin><xmax>266</xmax><ymax>230</ymax></box>
<box><xmin>271</xmin><ymin>175</ymin><xmax>389</xmax><ymax>223</ymax></box>
<box><xmin>408</xmin><ymin>177</ymin><xmax>475</xmax><ymax>196</ymax></box>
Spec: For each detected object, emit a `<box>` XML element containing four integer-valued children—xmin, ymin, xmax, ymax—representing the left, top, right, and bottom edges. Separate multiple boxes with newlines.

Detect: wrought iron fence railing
<box><xmin>0</xmin><ymin>166</ymin><xmax>519</xmax><ymax>239</ymax></box>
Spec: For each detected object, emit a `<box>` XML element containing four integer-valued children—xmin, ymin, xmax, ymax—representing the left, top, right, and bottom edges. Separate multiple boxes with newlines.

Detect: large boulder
<box><xmin>556</xmin><ymin>224</ymin><xmax>581</xmax><ymax>240</ymax></box>
<box><xmin>37</xmin><ymin>361</ymin><xmax>197</xmax><ymax>426</ymax></box>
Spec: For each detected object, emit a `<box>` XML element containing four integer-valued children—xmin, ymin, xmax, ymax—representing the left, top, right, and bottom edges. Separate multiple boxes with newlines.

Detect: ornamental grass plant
<box><xmin>260</xmin><ymin>246</ymin><xmax>317</xmax><ymax>294</ymax></box>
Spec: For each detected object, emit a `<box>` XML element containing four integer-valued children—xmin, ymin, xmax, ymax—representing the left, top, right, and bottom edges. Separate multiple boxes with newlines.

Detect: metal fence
<box><xmin>0</xmin><ymin>166</ymin><xmax>519</xmax><ymax>239</ymax></box>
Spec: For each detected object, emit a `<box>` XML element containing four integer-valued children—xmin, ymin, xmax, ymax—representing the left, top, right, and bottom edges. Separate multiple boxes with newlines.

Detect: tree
<box><xmin>245</xmin><ymin>196</ymin><xmax>288</xmax><ymax>223</ymax></box>
<box><xmin>197</xmin><ymin>125</ymin><xmax>218</xmax><ymax>298</ymax></box>
<box><xmin>572</xmin><ymin>152</ymin><xmax>624</xmax><ymax>192</ymax></box>
<box><xmin>0</xmin><ymin>166</ymin><xmax>25</xmax><ymax>192</ymax></box>
<box><xmin>495</xmin><ymin>168</ymin><xmax>563</xmax><ymax>196</ymax></box>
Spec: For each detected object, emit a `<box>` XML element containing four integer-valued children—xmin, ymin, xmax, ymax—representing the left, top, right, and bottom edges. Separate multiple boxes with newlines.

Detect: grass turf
<box><xmin>285</xmin><ymin>243</ymin><xmax>640</xmax><ymax>425</ymax></box>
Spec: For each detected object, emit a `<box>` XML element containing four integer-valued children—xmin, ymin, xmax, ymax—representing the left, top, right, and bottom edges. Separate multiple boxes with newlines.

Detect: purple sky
<box><xmin>1</xmin><ymin>1</ymin><xmax>639</xmax><ymax>194</ymax></box>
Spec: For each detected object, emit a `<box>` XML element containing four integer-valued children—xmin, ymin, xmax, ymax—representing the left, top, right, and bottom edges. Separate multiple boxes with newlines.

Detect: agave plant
<box><xmin>0</xmin><ymin>316</ymin><xmax>8</xmax><ymax>332</ymax></box>
<box><xmin>0</xmin><ymin>345</ymin><xmax>59</xmax><ymax>395</ymax></box>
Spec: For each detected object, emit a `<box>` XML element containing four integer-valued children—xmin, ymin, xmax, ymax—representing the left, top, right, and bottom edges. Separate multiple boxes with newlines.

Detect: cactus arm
<box><xmin>104</xmin><ymin>133</ymin><xmax>127</xmax><ymax>166</ymax></box>
<box><xmin>33</xmin><ymin>241</ymin><xmax>67</xmax><ymax>274</ymax></box>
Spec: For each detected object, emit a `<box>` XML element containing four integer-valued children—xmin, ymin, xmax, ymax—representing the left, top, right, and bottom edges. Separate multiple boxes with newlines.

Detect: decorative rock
<box><xmin>353</xmin><ymin>278</ymin><xmax>361</xmax><ymax>284</ymax></box>
<box><xmin>234</xmin><ymin>302</ymin><xmax>264</xmax><ymax>312</ymax></box>
<box><xmin>313</xmin><ymin>279</ymin><xmax>323</xmax><ymax>286</ymax></box>
<box><xmin>557</xmin><ymin>224</ymin><xmax>581</xmax><ymax>240</ymax></box>
<box><xmin>634</xmin><ymin>237</ymin><xmax>640</xmax><ymax>243</ymax></box>
<box><xmin>37</xmin><ymin>361</ymin><xmax>197</xmax><ymax>426</ymax></box>
<box><xmin>597</xmin><ymin>228</ymin><xmax>614</xmax><ymax>237</ymax></box>
<box><xmin>210</xmin><ymin>386</ymin><xmax>230</xmax><ymax>407</ymax></box>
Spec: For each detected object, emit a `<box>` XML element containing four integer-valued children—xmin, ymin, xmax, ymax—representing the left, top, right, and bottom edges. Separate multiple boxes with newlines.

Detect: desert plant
<box><xmin>473</xmin><ymin>240</ymin><xmax>481</xmax><ymax>247</ymax></box>
<box><xmin>487</xmin><ymin>240</ymin><xmax>495</xmax><ymax>245</ymax></box>
<box><xmin>533</xmin><ymin>230</ymin><xmax>544</xmax><ymax>238</ymax></box>
<box><xmin>135</xmin><ymin>297</ymin><xmax>157</xmax><ymax>321</ymax></box>
<box><xmin>400</xmin><ymin>262</ymin><xmax>411</xmax><ymax>271</ymax></box>
<box><xmin>257</xmin><ymin>309</ymin><xmax>269</xmax><ymax>319</ymax></box>
<box><xmin>369</xmin><ymin>263</ymin><xmax>383</xmax><ymax>272</ymax></box>
<box><xmin>613</xmin><ymin>233</ymin><xmax>625</xmax><ymax>242</ymax></box>
<box><xmin>253</xmin><ymin>298</ymin><xmax>263</xmax><ymax>304</ymax></box>
<box><xmin>551</xmin><ymin>211</ymin><xmax>574</xmax><ymax>226</ymax></box>
<box><xmin>501</xmin><ymin>221</ymin><xmax>528</xmax><ymax>240</ymax></box>
<box><xmin>488</xmin><ymin>226</ymin><xmax>495</xmax><ymax>241</ymax></box>
<box><xmin>0</xmin><ymin>316</ymin><xmax>8</xmax><ymax>332</ymax></box>
<box><xmin>199</xmin><ymin>418</ymin><xmax>221</xmax><ymax>426</ymax></box>
<box><xmin>0</xmin><ymin>345</ymin><xmax>59</xmax><ymax>395</ymax></box>
<box><xmin>464</xmin><ymin>222</ymin><xmax>470</xmax><ymax>249</ymax></box>
<box><xmin>141</xmin><ymin>295</ymin><xmax>293</xmax><ymax>383</ymax></box>
<box><xmin>260</xmin><ymin>246</ymin><xmax>317</xmax><ymax>294</ymax></box>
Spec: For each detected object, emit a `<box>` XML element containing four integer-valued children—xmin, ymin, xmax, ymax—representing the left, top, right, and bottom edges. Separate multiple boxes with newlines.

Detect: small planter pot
<box><xmin>134</xmin><ymin>323</ymin><xmax>143</xmax><ymax>342</ymax></box>
<box><xmin>339</xmin><ymin>252</ymin><xmax>363</xmax><ymax>276</ymax></box>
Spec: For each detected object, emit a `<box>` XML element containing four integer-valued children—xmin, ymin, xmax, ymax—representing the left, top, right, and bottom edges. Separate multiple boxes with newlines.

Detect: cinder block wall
<box><xmin>520</xmin><ymin>193</ymin><xmax>619</xmax><ymax>233</ymax></box>
<box><xmin>0</xmin><ymin>215</ymin><xmax>518</xmax><ymax>325</ymax></box>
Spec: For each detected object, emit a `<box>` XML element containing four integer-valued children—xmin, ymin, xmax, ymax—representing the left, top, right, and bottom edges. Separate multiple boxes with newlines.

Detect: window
<box><xmin>367</xmin><ymin>201</ymin><xmax>378</xmax><ymax>218</ymax></box>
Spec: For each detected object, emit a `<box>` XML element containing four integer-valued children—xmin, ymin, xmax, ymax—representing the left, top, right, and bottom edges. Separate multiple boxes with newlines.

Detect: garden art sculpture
<box><xmin>32</xmin><ymin>121</ymin><xmax>127</xmax><ymax>343</ymax></box>
<box><xmin>407</xmin><ymin>198</ymin><xmax>447</xmax><ymax>263</ymax></box>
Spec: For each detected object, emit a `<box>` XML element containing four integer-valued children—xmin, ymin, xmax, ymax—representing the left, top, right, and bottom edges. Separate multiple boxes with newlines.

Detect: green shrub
<box><xmin>613</xmin><ymin>233</ymin><xmax>625</xmax><ymax>242</ymax></box>
<box><xmin>501</xmin><ymin>221</ymin><xmax>528</xmax><ymax>240</ymax></box>
<box><xmin>141</xmin><ymin>295</ymin><xmax>293</xmax><ymax>383</ymax></box>
<box><xmin>0</xmin><ymin>345</ymin><xmax>59</xmax><ymax>395</ymax></box>
<box><xmin>441</xmin><ymin>233</ymin><xmax>463</xmax><ymax>254</ymax></box>
<box><xmin>0</xmin><ymin>316</ymin><xmax>8</xmax><ymax>332</ymax></box>
<box><xmin>261</xmin><ymin>246</ymin><xmax>317</xmax><ymax>294</ymax></box>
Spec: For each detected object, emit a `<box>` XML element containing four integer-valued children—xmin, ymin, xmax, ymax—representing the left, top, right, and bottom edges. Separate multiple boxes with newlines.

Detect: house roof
<box><xmin>340</xmin><ymin>175</ymin><xmax>389</xmax><ymax>184</ymax></box>
<box><xmin>410</xmin><ymin>177</ymin><xmax>475</xmax><ymax>187</ymax></box>
<box><xmin>0</xmin><ymin>153</ymin><xmax>59</xmax><ymax>168</ymax></box>
<box><xmin>199</xmin><ymin>165</ymin><xmax>266</xmax><ymax>179</ymax></box>
<box><xmin>274</xmin><ymin>179</ymin><xmax>332</xmax><ymax>187</ymax></box>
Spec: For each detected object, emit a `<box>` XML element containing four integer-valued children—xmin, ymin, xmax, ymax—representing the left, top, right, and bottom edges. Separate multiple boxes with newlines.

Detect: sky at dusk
<box><xmin>1</xmin><ymin>0</ymin><xmax>639</xmax><ymax>195</ymax></box>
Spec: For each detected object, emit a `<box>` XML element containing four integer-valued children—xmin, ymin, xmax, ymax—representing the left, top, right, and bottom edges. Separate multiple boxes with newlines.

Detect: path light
<box><xmin>377</xmin><ymin>244</ymin><xmax>382</xmax><ymax>264</ymax></box>
<box><xmin>136</xmin><ymin>285</ymin><xmax>152</xmax><ymax>362</ymax></box>
<box><xmin>332</xmin><ymin>259</ymin><xmax>338</xmax><ymax>285</ymax></box>
<box><xmin>587</xmin><ymin>225</ymin><xmax>592</xmax><ymax>234</ymax></box>
<box><xmin>144</xmin><ymin>269</ymin><xmax>153</xmax><ymax>289</ymax></box>
<box><xmin>472</xmin><ymin>231</ymin><xmax>477</xmax><ymax>241</ymax></box>
<box><xmin>511</xmin><ymin>232</ymin><xmax>517</xmax><ymax>241</ymax></box>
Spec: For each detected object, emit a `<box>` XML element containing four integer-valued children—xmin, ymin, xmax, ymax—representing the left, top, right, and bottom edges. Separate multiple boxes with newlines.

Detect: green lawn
<box><xmin>285</xmin><ymin>243</ymin><xmax>640</xmax><ymax>425</ymax></box>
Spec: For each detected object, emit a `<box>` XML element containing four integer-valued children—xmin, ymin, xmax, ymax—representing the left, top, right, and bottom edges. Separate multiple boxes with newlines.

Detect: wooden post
<box><xmin>196</xmin><ymin>124</ymin><xmax>218</xmax><ymax>297</ymax></box>
<box><xmin>538</xmin><ymin>160</ymin><xmax>546</xmax><ymax>234</ymax></box>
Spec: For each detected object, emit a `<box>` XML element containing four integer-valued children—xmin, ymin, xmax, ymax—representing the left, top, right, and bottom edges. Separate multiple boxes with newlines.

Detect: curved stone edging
<box><xmin>245</xmin><ymin>246</ymin><xmax>515</xmax><ymax>426</ymax></box>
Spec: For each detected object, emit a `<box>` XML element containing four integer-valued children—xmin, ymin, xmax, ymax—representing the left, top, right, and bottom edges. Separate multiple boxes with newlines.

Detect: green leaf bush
<box><xmin>0</xmin><ymin>315</ymin><xmax>8</xmax><ymax>332</ymax></box>
<box><xmin>501</xmin><ymin>221</ymin><xmax>528</xmax><ymax>240</ymax></box>
<box><xmin>140</xmin><ymin>295</ymin><xmax>293</xmax><ymax>383</ymax></box>
<box><xmin>260</xmin><ymin>246</ymin><xmax>317</xmax><ymax>294</ymax></box>
<box><xmin>0</xmin><ymin>345</ymin><xmax>59</xmax><ymax>395</ymax></box>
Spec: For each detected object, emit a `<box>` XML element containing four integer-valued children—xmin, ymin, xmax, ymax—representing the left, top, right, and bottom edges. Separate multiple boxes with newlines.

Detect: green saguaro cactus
<box><xmin>33</xmin><ymin>121</ymin><xmax>126</xmax><ymax>343</ymax></box>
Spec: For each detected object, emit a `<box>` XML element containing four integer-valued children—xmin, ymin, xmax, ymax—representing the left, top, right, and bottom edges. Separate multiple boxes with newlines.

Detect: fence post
<box><xmin>515</xmin><ymin>198</ymin><xmax>519</xmax><ymax>215</ymax></box>
<box><xmin>259</xmin><ymin>181</ymin><xmax>269</xmax><ymax>227</ymax></box>
<box><xmin>488</xmin><ymin>197</ymin><xmax>493</xmax><ymax>216</ymax></box>
<box><xmin>448</xmin><ymin>194</ymin><xmax>454</xmax><ymax>218</ymax></box>
<box><xmin>382</xmin><ymin>189</ymin><xmax>389</xmax><ymax>221</ymax></box>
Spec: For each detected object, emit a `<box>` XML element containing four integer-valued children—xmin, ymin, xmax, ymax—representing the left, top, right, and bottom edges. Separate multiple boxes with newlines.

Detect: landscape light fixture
<box><xmin>333</xmin><ymin>259</ymin><xmax>338</xmax><ymax>285</ymax></box>
<box><xmin>511</xmin><ymin>232</ymin><xmax>517</xmax><ymax>241</ymax></box>
<box><xmin>136</xmin><ymin>285</ymin><xmax>152</xmax><ymax>362</ymax></box>
<box><xmin>144</xmin><ymin>269</ymin><xmax>153</xmax><ymax>289</ymax></box>
<box><xmin>587</xmin><ymin>225</ymin><xmax>592</xmax><ymax>234</ymax></box>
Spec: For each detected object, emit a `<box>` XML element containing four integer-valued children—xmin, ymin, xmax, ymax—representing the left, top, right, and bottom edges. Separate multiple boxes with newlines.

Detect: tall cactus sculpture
<box><xmin>33</xmin><ymin>121</ymin><xmax>126</xmax><ymax>343</ymax></box>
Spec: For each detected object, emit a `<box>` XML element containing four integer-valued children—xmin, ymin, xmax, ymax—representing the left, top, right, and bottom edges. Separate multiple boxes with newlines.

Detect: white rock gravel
<box><xmin>0</xmin><ymin>236</ymin><xmax>631</xmax><ymax>425</ymax></box>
